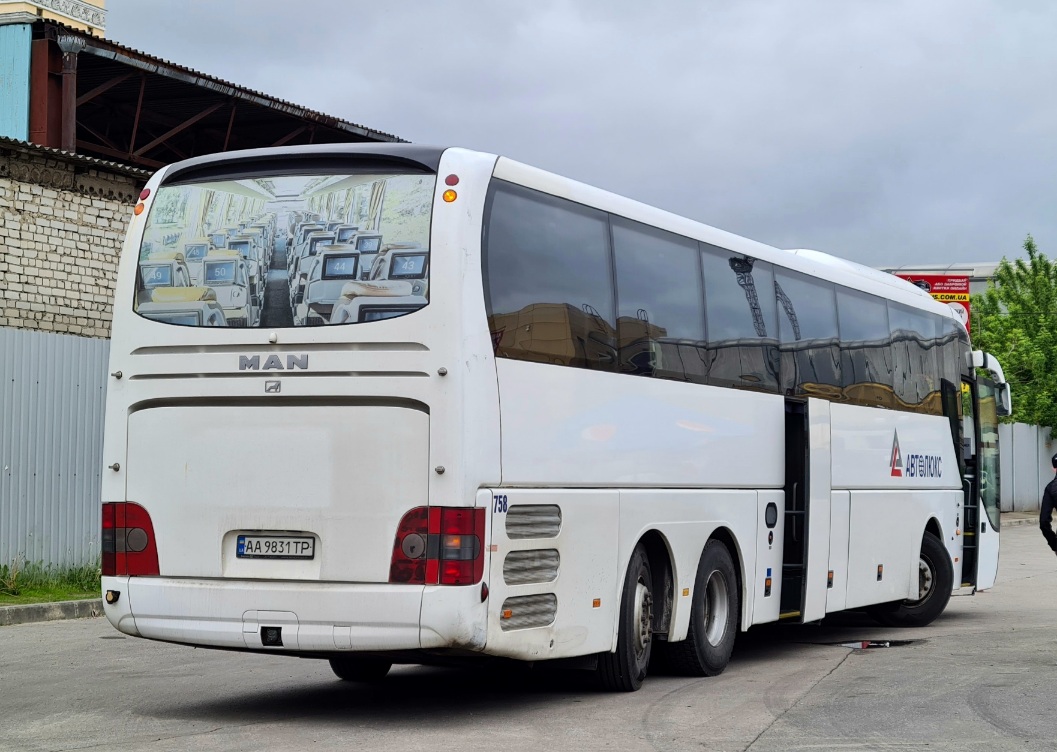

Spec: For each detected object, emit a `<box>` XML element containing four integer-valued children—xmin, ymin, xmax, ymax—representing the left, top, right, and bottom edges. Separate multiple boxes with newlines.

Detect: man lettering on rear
<box><xmin>1040</xmin><ymin>452</ymin><xmax>1057</xmax><ymax>556</ymax></box>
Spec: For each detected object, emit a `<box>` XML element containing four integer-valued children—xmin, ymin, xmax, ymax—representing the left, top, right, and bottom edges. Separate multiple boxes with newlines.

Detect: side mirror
<box><xmin>996</xmin><ymin>382</ymin><xmax>1012</xmax><ymax>417</ymax></box>
<box><xmin>972</xmin><ymin>350</ymin><xmax>1012</xmax><ymax>417</ymax></box>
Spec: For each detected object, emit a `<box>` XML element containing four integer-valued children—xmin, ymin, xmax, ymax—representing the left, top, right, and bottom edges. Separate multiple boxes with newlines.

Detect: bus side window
<box><xmin>483</xmin><ymin>181</ymin><xmax>616</xmax><ymax>371</ymax></box>
<box><xmin>700</xmin><ymin>247</ymin><xmax>779</xmax><ymax>393</ymax></box>
<box><xmin>889</xmin><ymin>302</ymin><xmax>941</xmax><ymax>414</ymax></box>
<box><xmin>611</xmin><ymin>217</ymin><xmax>704</xmax><ymax>382</ymax></box>
<box><xmin>774</xmin><ymin>269</ymin><xmax>841</xmax><ymax>398</ymax></box>
<box><xmin>835</xmin><ymin>287</ymin><xmax>893</xmax><ymax>408</ymax></box>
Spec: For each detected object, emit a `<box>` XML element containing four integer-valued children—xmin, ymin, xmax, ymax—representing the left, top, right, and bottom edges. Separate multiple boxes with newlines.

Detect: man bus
<box><xmin>101</xmin><ymin>144</ymin><xmax>1009</xmax><ymax>691</ymax></box>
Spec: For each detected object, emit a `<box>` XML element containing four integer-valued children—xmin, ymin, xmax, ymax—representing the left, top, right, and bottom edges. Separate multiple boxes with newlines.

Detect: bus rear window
<box><xmin>135</xmin><ymin>171</ymin><xmax>434</xmax><ymax>328</ymax></box>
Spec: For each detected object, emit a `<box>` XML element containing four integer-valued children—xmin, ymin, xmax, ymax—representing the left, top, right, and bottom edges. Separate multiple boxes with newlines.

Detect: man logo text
<box><xmin>239</xmin><ymin>355</ymin><xmax>309</xmax><ymax>371</ymax></box>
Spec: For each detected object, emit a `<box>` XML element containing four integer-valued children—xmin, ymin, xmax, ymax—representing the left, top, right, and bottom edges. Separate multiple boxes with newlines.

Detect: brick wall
<box><xmin>0</xmin><ymin>143</ymin><xmax>145</xmax><ymax>339</ymax></box>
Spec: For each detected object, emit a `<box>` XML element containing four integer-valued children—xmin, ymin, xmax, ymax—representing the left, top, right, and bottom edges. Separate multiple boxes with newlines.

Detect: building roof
<box><xmin>880</xmin><ymin>262</ymin><xmax>1001</xmax><ymax>279</ymax></box>
<box><xmin>0</xmin><ymin>134</ymin><xmax>150</xmax><ymax>179</ymax></box>
<box><xmin>32</xmin><ymin>20</ymin><xmax>404</xmax><ymax>170</ymax></box>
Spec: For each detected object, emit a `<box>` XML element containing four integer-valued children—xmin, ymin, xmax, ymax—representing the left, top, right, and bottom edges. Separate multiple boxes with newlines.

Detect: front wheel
<box><xmin>663</xmin><ymin>539</ymin><xmax>739</xmax><ymax>676</ymax></box>
<box><xmin>328</xmin><ymin>656</ymin><xmax>392</xmax><ymax>683</ymax></box>
<box><xmin>597</xmin><ymin>543</ymin><xmax>653</xmax><ymax>692</ymax></box>
<box><xmin>869</xmin><ymin>531</ymin><xmax>953</xmax><ymax>628</ymax></box>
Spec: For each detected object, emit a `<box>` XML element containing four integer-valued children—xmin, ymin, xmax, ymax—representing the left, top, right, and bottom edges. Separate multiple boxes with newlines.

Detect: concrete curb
<box><xmin>0</xmin><ymin>599</ymin><xmax>102</xmax><ymax>627</ymax></box>
<box><xmin>1002</xmin><ymin>515</ymin><xmax>1037</xmax><ymax>529</ymax></box>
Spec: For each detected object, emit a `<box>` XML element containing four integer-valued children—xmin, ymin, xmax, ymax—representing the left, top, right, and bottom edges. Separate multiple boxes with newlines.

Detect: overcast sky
<box><xmin>107</xmin><ymin>0</ymin><xmax>1056</xmax><ymax>267</ymax></box>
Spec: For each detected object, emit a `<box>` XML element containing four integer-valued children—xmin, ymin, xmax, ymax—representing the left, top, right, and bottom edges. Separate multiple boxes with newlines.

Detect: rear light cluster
<box><xmin>102</xmin><ymin>502</ymin><xmax>160</xmax><ymax>576</ymax></box>
<box><xmin>389</xmin><ymin>506</ymin><xmax>485</xmax><ymax>586</ymax></box>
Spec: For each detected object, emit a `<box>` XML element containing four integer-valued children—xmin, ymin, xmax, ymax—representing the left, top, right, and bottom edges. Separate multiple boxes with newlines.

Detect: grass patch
<box><xmin>0</xmin><ymin>557</ymin><xmax>100</xmax><ymax>606</ymax></box>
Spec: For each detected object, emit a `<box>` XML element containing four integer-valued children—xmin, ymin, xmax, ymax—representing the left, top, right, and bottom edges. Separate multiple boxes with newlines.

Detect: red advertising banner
<box><xmin>895</xmin><ymin>274</ymin><xmax>970</xmax><ymax>332</ymax></box>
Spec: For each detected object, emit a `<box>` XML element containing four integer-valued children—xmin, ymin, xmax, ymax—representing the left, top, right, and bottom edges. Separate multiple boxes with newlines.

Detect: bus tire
<box><xmin>597</xmin><ymin>543</ymin><xmax>653</xmax><ymax>692</ymax></box>
<box><xmin>664</xmin><ymin>539</ymin><xmax>739</xmax><ymax>676</ymax></box>
<box><xmin>328</xmin><ymin>656</ymin><xmax>392</xmax><ymax>683</ymax></box>
<box><xmin>869</xmin><ymin>531</ymin><xmax>952</xmax><ymax>628</ymax></box>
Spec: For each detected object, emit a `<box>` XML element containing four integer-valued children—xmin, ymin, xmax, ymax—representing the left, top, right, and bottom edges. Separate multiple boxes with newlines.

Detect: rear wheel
<box><xmin>597</xmin><ymin>543</ymin><xmax>653</xmax><ymax>692</ymax></box>
<box><xmin>869</xmin><ymin>531</ymin><xmax>952</xmax><ymax>628</ymax></box>
<box><xmin>328</xmin><ymin>656</ymin><xmax>392</xmax><ymax>683</ymax></box>
<box><xmin>664</xmin><ymin>539</ymin><xmax>739</xmax><ymax>676</ymax></box>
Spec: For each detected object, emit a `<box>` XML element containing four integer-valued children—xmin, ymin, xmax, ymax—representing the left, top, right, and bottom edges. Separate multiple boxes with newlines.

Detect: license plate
<box><xmin>237</xmin><ymin>535</ymin><xmax>315</xmax><ymax>559</ymax></box>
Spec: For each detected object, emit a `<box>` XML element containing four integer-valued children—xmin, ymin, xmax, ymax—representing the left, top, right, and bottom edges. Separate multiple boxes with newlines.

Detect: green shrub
<box><xmin>0</xmin><ymin>556</ymin><xmax>101</xmax><ymax>601</ymax></box>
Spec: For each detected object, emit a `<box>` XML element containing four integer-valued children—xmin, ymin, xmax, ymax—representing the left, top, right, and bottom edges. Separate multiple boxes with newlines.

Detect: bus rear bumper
<box><xmin>102</xmin><ymin>576</ymin><xmax>427</xmax><ymax>653</ymax></box>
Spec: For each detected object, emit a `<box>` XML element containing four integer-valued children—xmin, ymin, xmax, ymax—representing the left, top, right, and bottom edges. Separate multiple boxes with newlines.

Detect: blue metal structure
<box><xmin>0</xmin><ymin>23</ymin><xmax>31</xmax><ymax>141</ymax></box>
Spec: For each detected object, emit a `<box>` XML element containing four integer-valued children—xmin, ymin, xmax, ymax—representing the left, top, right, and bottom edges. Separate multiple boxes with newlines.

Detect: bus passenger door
<box><xmin>966</xmin><ymin>378</ymin><xmax>1001</xmax><ymax>590</ymax></box>
<box><xmin>781</xmin><ymin>398</ymin><xmax>831</xmax><ymax>622</ymax></box>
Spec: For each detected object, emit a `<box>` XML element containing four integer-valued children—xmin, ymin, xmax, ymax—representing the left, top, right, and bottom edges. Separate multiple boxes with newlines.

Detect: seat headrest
<box><xmin>150</xmin><ymin>286</ymin><xmax>217</xmax><ymax>303</ymax></box>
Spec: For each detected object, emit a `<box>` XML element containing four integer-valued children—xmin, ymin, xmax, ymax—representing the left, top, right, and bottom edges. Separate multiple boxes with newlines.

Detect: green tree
<box><xmin>971</xmin><ymin>235</ymin><xmax>1057</xmax><ymax>430</ymax></box>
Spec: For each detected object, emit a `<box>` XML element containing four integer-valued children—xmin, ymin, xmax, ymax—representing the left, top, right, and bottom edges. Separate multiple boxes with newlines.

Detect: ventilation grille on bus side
<box><xmin>506</xmin><ymin>505</ymin><xmax>561</xmax><ymax>539</ymax></box>
<box><xmin>500</xmin><ymin>594</ymin><xmax>558</xmax><ymax>631</ymax></box>
<box><xmin>503</xmin><ymin>549</ymin><xmax>560</xmax><ymax>585</ymax></box>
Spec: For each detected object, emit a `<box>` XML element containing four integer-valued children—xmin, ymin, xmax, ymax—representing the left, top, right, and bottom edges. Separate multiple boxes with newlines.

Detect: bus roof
<box><xmin>145</xmin><ymin>143</ymin><xmax>957</xmax><ymax>323</ymax></box>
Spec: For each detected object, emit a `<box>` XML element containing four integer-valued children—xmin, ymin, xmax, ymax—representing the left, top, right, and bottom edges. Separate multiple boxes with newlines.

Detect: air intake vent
<box><xmin>503</xmin><ymin>549</ymin><xmax>560</xmax><ymax>585</ymax></box>
<box><xmin>500</xmin><ymin>594</ymin><xmax>557</xmax><ymax>631</ymax></box>
<box><xmin>506</xmin><ymin>505</ymin><xmax>561</xmax><ymax>539</ymax></box>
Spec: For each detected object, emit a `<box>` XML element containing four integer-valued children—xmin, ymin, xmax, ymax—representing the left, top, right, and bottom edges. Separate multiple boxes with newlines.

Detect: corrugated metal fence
<box><xmin>1</xmin><ymin>328</ymin><xmax>108</xmax><ymax>568</ymax></box>
<box><xmin>1000</xmin><ymin>423</ymin><xmax>1055</xmax><ymax>513</ymax></box>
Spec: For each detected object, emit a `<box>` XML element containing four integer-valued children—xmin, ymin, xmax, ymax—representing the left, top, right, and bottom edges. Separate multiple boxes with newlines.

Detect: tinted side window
<box><xmin>484</xmin><ymin>181</ymin><xmax>616</xmax><ymax>370</ymax></box>
<box><xmin>836</xmin><ymin>287</ymin><xmax>894</xmax><ymax>407</ymax></box>
<box><xmin>612</xmin><ymin>218</ymin><xmax>705</xmax><ymax>381</ymax></box>
<box><xmin>700</xmin><ymin>246</ymin><xmax>779</xmax><ymax>392</ymax></box>
<box><xmin>937</xmin><ymin>316</ymin><xmax>968</xmax><ymax>388</ymax></box>
<box><xmin>888</xmin><ymin>302</ymin><xmax>941</xmax><ymax>414</ymax></box>
<box><xmin>774</xmin><ymin>269</ymin><xmax>841</xmax><ymax>397</ymax></box>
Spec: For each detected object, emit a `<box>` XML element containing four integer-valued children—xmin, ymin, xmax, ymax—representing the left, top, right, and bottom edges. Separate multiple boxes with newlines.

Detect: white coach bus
<box><xmin>101</xmin><ymin>144</ymin><xmax>1009</xmax><ymax>691</ymax></box>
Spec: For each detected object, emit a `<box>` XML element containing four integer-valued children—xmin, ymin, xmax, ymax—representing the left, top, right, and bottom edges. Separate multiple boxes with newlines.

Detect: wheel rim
<box><xmin>702</xmin><ymin>569</ymin><xmax>729</xmax><ymax>647</ymax></box>
<box><xmin>913</xmin><ymin>554</ymin><xmax>935</xmax><ymax>603</ymax></box>
<box><xmin>633</xmin><ymin>576</ymin><xmax>653</xmax><ymax>659</ymax></box>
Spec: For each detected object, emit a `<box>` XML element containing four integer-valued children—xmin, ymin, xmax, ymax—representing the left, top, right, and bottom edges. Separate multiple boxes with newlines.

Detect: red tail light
<box><xmin>101</xmin><ymin>502</ymin><xmax>160</xmax><ymax>576</ymax></box>
<box><xmin>389</xmin><ymin>506</ymin><xmax>485</xmax><ymax>586</ymax></box>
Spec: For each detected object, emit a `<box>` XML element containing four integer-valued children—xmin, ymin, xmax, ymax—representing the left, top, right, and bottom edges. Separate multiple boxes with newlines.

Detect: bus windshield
<box><xmin>135</xmin><ymin>172</ymin><xmax>435</xmax><ymax>328</ymax></box>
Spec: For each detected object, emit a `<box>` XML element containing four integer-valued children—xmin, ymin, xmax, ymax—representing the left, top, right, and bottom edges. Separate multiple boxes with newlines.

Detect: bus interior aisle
<box><xmin>262</xmin><ymin>231</ymin><xmax>293</xmax><ymax>328</ymax></box>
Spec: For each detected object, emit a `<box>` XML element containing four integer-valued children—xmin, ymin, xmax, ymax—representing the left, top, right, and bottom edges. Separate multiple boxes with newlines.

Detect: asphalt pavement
<box><xmin>1</xmin><ymin>523</ymin><xmax>1055</xmax><ymax>751</ymax></box>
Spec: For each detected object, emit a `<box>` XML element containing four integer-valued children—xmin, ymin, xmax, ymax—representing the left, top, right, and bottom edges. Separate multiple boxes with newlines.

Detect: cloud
<box><xmin>106</xmin><ymin>0</ymin><xmax>1057</xmax><ymax>266</ymax></box>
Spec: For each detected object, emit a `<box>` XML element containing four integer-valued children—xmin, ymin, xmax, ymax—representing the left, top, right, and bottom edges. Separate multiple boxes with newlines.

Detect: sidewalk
<box><xmin>0</xmin><ymin>598</ymin><xmax>102</xmax><ymax>627</ymax></box>
<box><xmin>0</xmin><ymin>512</ymin><xmax>1042</xmax><ymax>627</ymax></box>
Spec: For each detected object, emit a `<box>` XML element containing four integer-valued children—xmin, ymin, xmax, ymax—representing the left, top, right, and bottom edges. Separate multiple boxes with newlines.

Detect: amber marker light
<box><xmin>442</xmin><ymin>189</ymin><xmax>458</xmax><ymax>203</ymax></box>
<box><xmin>134</xmin><ymin>203</ymin><xmax>145</xmax><ymax>215</ymax></box>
